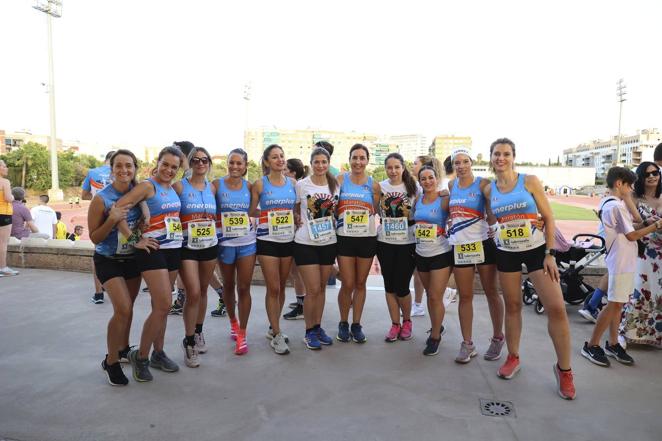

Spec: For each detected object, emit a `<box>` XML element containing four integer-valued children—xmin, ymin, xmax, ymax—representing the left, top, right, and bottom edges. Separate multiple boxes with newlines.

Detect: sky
<box><xmin>1</xmin><ymin>0</ymin><xmax>661</xmax><ymax>162</ymax></box>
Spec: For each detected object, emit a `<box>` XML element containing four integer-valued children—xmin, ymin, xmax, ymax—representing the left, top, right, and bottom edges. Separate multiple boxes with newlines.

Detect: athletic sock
<box><xmin>195</xmin><ymin>323</ymin><xmax>203</xmax><ymax>334</ymax></box>
<box><xmin>185</xmin><ymin>335</ymin><xmax>195</xmax><ymax>347</ymax></box>
<box><xmin>296</xmin><ymin>295</ymin><xmax>304</xmax><ymax>305</ymax></box>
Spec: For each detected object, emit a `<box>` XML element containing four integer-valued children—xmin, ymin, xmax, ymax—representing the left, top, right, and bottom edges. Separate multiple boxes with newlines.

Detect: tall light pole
<box><xmin>615</xmin><ymin>78</ymin><xmax>627</xmax><ymax>166</ymax></box>
<box><xmin>33</xmin><ymin>0</ymin><xmax>63</xmax><ymax>201</ymax></box>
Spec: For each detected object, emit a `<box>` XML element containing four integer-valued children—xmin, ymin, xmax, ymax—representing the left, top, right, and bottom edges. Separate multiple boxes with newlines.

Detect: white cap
<box><xmin>451</xmin><ymin>147</ymin><xmax>473</xmax><ymax>161</ymax></box>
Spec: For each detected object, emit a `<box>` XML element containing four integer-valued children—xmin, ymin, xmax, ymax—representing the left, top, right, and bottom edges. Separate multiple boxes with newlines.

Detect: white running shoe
<box><xmin>443</xmin><ymin>288</ymin><xmax>457</xmax><ymax>308</ymax></box>
<box><xmin>0</xmin><ymin>267</ymin><xmax>19</xmax><ymax>276</ymax></box>
<box><xmin>270</xmin><ymin>332</ymin><xmax>290</xmax><ymax>355</ymax></box>
<box><xmin>266</xmin><ymin>328</ymin><xmax>289</xmax><ymax>343</ymax></box>
<box><xmin>194</xmin><ymin>332</ymin><xmax>207</xmax><ymax>354</ymax></box>
<box><xmin>181</xmin><ymin>341</ymin><xmax>200</xmax><ymax>368</ymax></box>
<box><xmin>411</xmin><ymin>303</ymin><xmax>426</xmax><ymax>317</ymax></box>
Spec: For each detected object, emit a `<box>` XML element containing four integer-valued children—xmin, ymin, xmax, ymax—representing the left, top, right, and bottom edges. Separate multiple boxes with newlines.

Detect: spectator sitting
<box><xmin>67</xmin><ymin>225</ymin><xmax>83</xmax><ymax>241</ymax></box>
<box><xmin>10</xmin><ymin>187</ymin><xmax>42</xmax><ymax>239</ymax></box>
<box><xmin>55</xmin><ymin>211</ymin><xmax>68</xmax><ymax>239</ymax></box>
<box><xmin>30</xmin><ymin>194</ymin><xmax>58</xmax><ymax>239</ymax></box>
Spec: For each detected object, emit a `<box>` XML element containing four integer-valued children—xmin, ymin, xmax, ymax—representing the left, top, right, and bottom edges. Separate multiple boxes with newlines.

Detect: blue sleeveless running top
<box><xmin>216</xmin><ymin>177</ymin><xmax>256</xmax><ymax>246</ymax></box>
<box><xmin>178</xmin><ymin>178</ymin><xmax>217</xmax><ymax>249</ymax></box>
<box><xmin>95</xmin><ymin>184</ymin><xmax>142</xmax><ymax>257</ymax></box>
<box><xmin>448</xmin><ymin>177</ymin><xmax>489</xmax><ymax>245</ymax></box>
<box><xmin>413</xmin><ymin>194</ymin><xmax>451</xmax><ymax>256</ymax></box>
<box><xmin>490</xmin><ymin>174</ymin><xmax>545</xmax><ymax>251</ymax></box>
<box><xmin>257</xmin><ymin>175</ymin><xmax>296</xmax><ymax>242</ymax></box>
<box><xmin>143</xmin><ymin>178</ymin><xmax>182</xmax><ymax>249</ymax></box>
<box><xmin>336</xmin><ymin>173</ymin><xmax>376</xmax><ymax>237</ymax></box>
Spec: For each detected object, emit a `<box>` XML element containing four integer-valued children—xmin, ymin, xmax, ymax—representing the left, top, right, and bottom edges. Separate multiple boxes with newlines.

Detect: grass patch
<box><xmin>549</xmin><ymin>201</ymin><xmax>597</xmax><ymax>221</ymax></box>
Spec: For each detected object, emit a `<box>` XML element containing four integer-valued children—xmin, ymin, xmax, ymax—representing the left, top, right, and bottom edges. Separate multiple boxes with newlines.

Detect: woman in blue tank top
<box><xmin>115</xmin><ymin>145</ymin><xmax>186</xmax><ymax>382</ymax></box>
<box><xmin>447</xmin><ymin>149</ymin><xmax>504</xmax><ymax>364</ymax></box>
<box><xmin>334</xmin><ymin>144</ymin><xmax>380</xmax><ymax>344</ymax></box>
<box><xmin>482</xmin><ymin>138</ymin><xmax>575</xmax><ymax>400</ymax></box>
<box><xmin>249</xmin><ymin>144</ymin><xmax>297</xmax><ymax>355</ymax></box>
<box><xmin>87</xmin><ymin>149</ymin><xmax>144</xmax><ymax>386</ymax></box>
<box><xmin>213</xmin><ymin>148</ymin><xmax>256</xmax><ymax>356</ymax></box>
<box><xmin>172</xmin><ymin>147</ymin><xmax>218</xmax><ymax>368</ymax></box>
<box><xmin>413</xmin><ymin>165</ymin><xmax>453</xmax><ymax>356</ymax></box>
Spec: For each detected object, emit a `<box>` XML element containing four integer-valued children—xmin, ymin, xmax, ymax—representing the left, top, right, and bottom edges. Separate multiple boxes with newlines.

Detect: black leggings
<box><xmin>377</xmin><ymin>242</ymin><xmax>416</xmax><ymax>297</ymax></box>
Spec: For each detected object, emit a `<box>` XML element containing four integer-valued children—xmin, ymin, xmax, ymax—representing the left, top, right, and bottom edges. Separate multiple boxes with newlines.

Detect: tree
<box><xmin>371</xmin><ymin>166</ymin><xmax>387</xmax><ymax>182</ymax></box>
<box><xmin>246</xmin><ymin>160</ymin><xmax>262</xmax><ymax>183</ymax></box>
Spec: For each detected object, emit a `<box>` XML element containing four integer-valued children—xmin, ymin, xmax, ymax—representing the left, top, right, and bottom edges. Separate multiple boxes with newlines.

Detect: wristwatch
<box><xmin>544</xmin><ymin>248</ymin><xmax>557</xmax><ymax>257</ymax></box>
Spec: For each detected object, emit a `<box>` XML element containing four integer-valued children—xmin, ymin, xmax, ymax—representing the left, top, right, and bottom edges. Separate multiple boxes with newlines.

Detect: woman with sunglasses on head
<box><xmin>292</xmin><ymin>148</ymin><xmax>339</xmax><ymax>350</ymax></box>
<box><xmin>172</xmin><ymin>147</ymin><xmax>218</xmax><ymax>368</ymax></box>
<box><xmin>214</xmin><ymin>148</ymin><xmax>256</xmax><ymax>355</ymax></box>
<box><xmin>413</xmin><ymin>165</ymin><xmax>452</xmax><ymax>355</ymax></box>
<box><xmin>116</xmin><ymin>145</ymin><xmax>185</xmax><ymax>382</ymax></box>
<box><xmin>88</xmin><ymin>150</ymin><xmax>144</xmax><ymax>386</ymax></box>
<box><xmin>619</xmin><ymin>162</ymin><xmax>662</xmax><ymax>348</ymax></box>
<box><xmin>335</xmin><ymin>144</ymin><xmax>380</xmax><ymax>343</ymax></box>
<box><xmin>377</xmin><ymin>153</ymin><xmax>419</xmax><ymax>343</ymax></box>
<box><xmin>483</xmin><ymin>138</ymin><xmax>575</xmax><ymax>400</ymax></box>
<box><xmin>447</xmin><ymin>148</ymin><xmax>504</xmax><ymax>364</ymax></box>
<box><xmin>249</xmin><ymin>144</ymin><xmax>297</xmax><ymax>355</ymax></box>
<box><xmin>283</xmin><ymin>158</ymin><xmax>309</xmax><ymax>320</ymax></box>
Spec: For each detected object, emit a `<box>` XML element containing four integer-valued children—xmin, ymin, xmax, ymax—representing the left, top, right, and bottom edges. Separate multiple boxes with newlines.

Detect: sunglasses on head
<box><xmin>190</xmin><ymin>157</ymin><xmax>210</xmax><ymax>165</ymax></box>
<box><xmin>645</xmin><ymin>170</ymin><xmax>660</xmax><ymax>178</ymax></box>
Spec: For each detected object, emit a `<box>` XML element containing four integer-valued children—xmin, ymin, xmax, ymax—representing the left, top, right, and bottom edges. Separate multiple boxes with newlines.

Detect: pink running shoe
<box><xmin>230</xmin><ymin>319</ymin><xmax>239</xmax><ymax>341</ymax></box>
<box><xmin>497</xmin><ymin>354</ymin><xmax>521</xmax><ymax>379</ymax></box>
<box><xmin>235</xmin><ymin>330</ymin><xmax>248</xmax><ymax>355</ymax></box>
<box><xmin>398</xmin><ymin>320</ymin><xmax>413</xmax><ymax>340</ymax></box>
<box><xmin>385</xmin><ymin>324</ymin><xmax>401</xmax><ymax>342</ymax></box>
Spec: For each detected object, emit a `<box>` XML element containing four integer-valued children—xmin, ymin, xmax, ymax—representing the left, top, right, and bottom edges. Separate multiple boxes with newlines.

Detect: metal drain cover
<box><xmin>480</xmin><ymin>399</ymin><xmax>516</xmax><ymax>417</ymax></box>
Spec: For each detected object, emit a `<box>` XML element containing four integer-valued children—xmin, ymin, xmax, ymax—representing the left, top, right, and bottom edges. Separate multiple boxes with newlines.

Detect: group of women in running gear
<box><xmin>89</xmin><ymin>137</ymin><xmax>576</xmax><ymax>400</ymax></box>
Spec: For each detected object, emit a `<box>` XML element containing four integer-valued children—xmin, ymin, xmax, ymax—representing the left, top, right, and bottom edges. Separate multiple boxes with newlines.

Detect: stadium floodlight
<box><xmin>615</xmin><ymin>78</ymin><xmax>627</xmax><ymax>166</ymax></box>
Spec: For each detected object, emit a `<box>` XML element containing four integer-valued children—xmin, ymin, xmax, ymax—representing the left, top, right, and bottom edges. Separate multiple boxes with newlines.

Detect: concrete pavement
<box><xmin>0</xmin><ymin>269</ymin><xmax>660</xmax><ymax>441</ymax></box>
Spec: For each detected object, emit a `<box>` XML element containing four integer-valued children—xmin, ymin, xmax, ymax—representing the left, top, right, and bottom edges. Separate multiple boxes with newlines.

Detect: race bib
<box><xmin>268</xmin><ymin>210</ymin><xmax>294</xmax><ymax>238</ymax></box>
<box><xmin>342</xmin><ymin>209</ymin><xmax>370</xmax><ymax>236</ymax></box>
<box><xmin>498</xmin><ymin>220</ymin><xmax>532</xmax><ymax>251</ymax></box>
<box><xmin>454</xmin><ymin>241</ymin><xmax>485</xmax><ymax>265</ymax></box>
<box><xmin>116</xmin><ymin>232</ymin><xmax>133</xmax><ymax>255</ymax></box>
<box><xmin>382</xmin><ymin>217</ymin><xmax>408</xmax><ymax>242</ymax></box>
<box><xmin>415</xmin><ymin>223</ymin><xmax>437</xmax><ymax>244</ymax></box>
<box><xmin>221</xmin><ymin>211</ymin><xmax>250</xmax><ymax>238</ymax></box>
<box><xmin>307</xmin><ymin>216</ymin><xmax>334</xmax><ymax>242</ymax></box>
<box><xmin>165</xmin><ymin>216</ymin><xmax>183</xmax><ymax>241</ymax></box>
<box><xmin>187</xmin><ymin>220</ymin><xmax>217</xmax><ymax>250</ymax></box>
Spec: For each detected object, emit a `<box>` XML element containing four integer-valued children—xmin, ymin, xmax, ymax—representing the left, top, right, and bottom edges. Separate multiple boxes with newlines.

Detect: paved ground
<box><xmin>1</xmin><ymin>269</ymin><xmax>660</xmax><ymax>441</ymax></box>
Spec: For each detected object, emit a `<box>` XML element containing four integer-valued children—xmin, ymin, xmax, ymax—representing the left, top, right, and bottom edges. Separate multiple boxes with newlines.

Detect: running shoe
<box><xmin>90</xmin><ymin>292</ymin><xmax>104</xmax><ymax>304</ymax></box>
<box><xmin>235</xmin><ymin>330</ymin><xmax>248</xmax><ymax>355</ymax></box>
<box><xmin>288</xmin><ymin>301</ymin><xmax>299</xmax><ymax>309</ymax></box>
<box><xmin>337</xmin><ymin>321</ymin><xmax>351</xmax><ymax>342</ymax></box>
<box><xmin>141</xmin><ymin>287</ymin><xmax>150</xmax><ymax>292</ymax></box>
<box><xmin>128</xmin><ymin>349</ymin><xmax>153</xmax><ymax>382</ymax></box>
<box><xmin>426</xmin><ymin>325</ymin><xmax>447</xmax><ymax>338</ymax></box>
<box><xmin>270</xmin><ymin>332</ymin><xmax>290</xmax><ymax>355</ymax></box>
<box><xmin>423</xmin><ymin>336</ymin><xmax>440</xmax><ymax>356</ymax></box>
<box><xmin>304</xmin><ymin>329</ymin><xmax>322</xmax><ymax>350</ymax></box>
<box><xmin>443</xmin><ymin>288</ymin><xmax>457</xmax><ymax>307</ymax></box>
<box><xmin>0</xmin><ymin>267</ymin><xmax>19</xmax><ymax>276</ymax></box>
<box><xmin>169</xmin><ymin>300</ymin><xmax>183</xmax><ymax>315</ymax></box>
<box><xmin>553</xmin><ymin>364</ymin><xmax>577</xmax><ymax>400</ymax></box>
<box><xmin>317</xmin><ymin>327</ymin><xmax>333</xmax><ymax>345</ymax></box>
<box><xmin>411</xmin><ymin>303</ymin><xmax>426</xmax><ymax>317</ymax></box>
<box><xmin>194</xmin><ymin>332</ymin><xmax>207</xmax><ymax>354</ymax></box>
<box><xmin>385</xmin><ymin>324</ymin><xmax>401</xmax><ymax>342</ymax></box>
<box><xmin>266</xmin><ymin>328</ymin><xmax>289</xmax><ymax>343</ymax></box>
<box><xmin>581</xmin><ymin>342</ymin><xmax>610</xmax><ymax>367</ymax></box>
<box><xmin>230</xmin><ymin>319</ymin><xmax>240</xmax><ymax>341</ymax></box>
<box><xmin>210</xmin><ymin>298</ymin><xmax>226</xmax><ymax>317</ymax></box>
<box><xmin>150</xmin><ymin>350</ymin><xmax>180</xmax><ymax>372</ymax></box>
<box><xmin>399</xmin><ymin>320</ymin><xmax>413</xmax><ymax>341</ymax></box>
<box><xmin>578</xmin><ymin>308</ymin><xmax>598</xmax><ymax>324</ymax></box>
<box><xmin>350</xmin><ymin>323</ymin><xmax>367</xmax><ymax>343</ymax></box>
<box><xmin>181</xmin><ymin>340</ymin><xmax>200</xmax><ymax>368</ymax></box>
<box><xmin>605</xmin><ymin>341</ymin><xmax>634</xmax><ymax>365</ymax></box>
<box><xmin>102</xmin><ymin>358</ymin><xmax>129</xmax><ymax>386</ymax></box>
<box><xmin>484</xmin><ymin>336</ymin><xmax>505</xmax><ymax>361</ymax></box>
<box><xmin>455</xmin><ymin>341</ymin><xmax>478</xmax><ymax>364</ymax></box>
<box><xmin>118</xmin><ymin>345</ymin><xmax>135</xmax><ymax>363</ymax></box>
<box><xmin>283</xmin><ymin>304</ymin><xmax>304</xmax><ymax>320</ymax></box>
<box><xmin>497</xmin><ymin>354</ymin><xmax>521</xmax><ymax>379</ymax></box>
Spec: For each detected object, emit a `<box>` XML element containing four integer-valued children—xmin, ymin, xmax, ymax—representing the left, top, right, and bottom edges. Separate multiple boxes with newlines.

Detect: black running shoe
<box><xmin>581</xmin><ymin>342</ymin><xmax>610</xmax><ymax>367</ymax></box>
<box><xmin>90</xmin><ymin>293</ymin><xmax>104</xmax><ymax>304</ymax></box>
<box><xmin>423</xmin><ymin>336</ymin><xmax>441</xmax><ymax>356</ymax></box>
<box><xmin>118</xmin><ymin>345</ymin><xmax>135</xmax><ymax>363</ymax></box>
<box><xmin>283</xmin><ymin>304</ymin><xmax>304</xmax><ymax>320</ymax></box>
<box><xmin>211</xmin><ymin>299</ymin><xmax>226</xmax><ymax>317</ymax></box>
<box><xmin>605</xmin><ymin>341</ymin><xmax>634</xmax><ymax>365</ymax></box>
<box><xmin>169</xmin><ymin>301</ymin><xmax>183</xmax><ymax>315</ymax></box>
<box><xmin>102</xmin><ymin>358</ymin><xmax>129</xmax><ymax>386</ymax></box>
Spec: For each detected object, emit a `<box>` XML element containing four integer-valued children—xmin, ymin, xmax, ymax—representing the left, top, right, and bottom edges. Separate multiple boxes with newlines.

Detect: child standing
<box><xmin>581</xmin><ymin>167</ymin><xmax>662</xmax><ymax>366</ymax></box>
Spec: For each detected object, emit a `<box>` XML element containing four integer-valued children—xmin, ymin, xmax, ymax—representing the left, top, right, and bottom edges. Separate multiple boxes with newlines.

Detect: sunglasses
<box><xmin>190</xmin><ymin>157</ymin><xmax>210</xmax><ymax>165</ymax></box>
<box><xmin>645</xmin><ymin>170</ymin><xmax>660</xmax><ymax>178</ymax></box>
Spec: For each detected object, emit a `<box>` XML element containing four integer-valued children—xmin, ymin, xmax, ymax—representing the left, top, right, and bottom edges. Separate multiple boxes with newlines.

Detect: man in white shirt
<box><xmin>30</xmin><ymin>195</ymin><xmax>57</xmax><ymax>239</ymax></box>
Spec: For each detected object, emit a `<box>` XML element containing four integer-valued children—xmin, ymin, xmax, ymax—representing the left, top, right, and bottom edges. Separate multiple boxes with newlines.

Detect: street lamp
<box><xmin>615</xmin><ymin>78</ymin><xmax>627</xmax><ymax>166</ymax></box>
<box><xmin>33</xmin><ymin>0</ymin><xmax>63</xmax><ymax>201</ymax></box>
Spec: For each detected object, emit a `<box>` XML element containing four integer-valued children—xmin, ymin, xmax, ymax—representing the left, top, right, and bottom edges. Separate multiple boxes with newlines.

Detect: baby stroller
<box><xmin>522</xmin><ymin>230</ymin><xmax>606</xmax><ymax>314</ymax></box>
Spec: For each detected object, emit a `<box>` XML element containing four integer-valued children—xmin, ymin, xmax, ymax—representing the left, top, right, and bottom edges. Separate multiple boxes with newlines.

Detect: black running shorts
<box><xmin>134</xmin><ymin>248</ymin><xmax>182</xmax><ymax>273</ymax></box>
<box><xmin>93</xmin><ymin>253</ymin><xmax>141</xmax><ymax>285</ymax></box>
<box><xmin>293</xmin><ymin>242</ymin><xmax>337</xmax><ymax>266</ymax></box>
<box><xmin>495</xmin><ymin>244</ymin><xmax>547</xmax><ymax>273</ymax></box>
